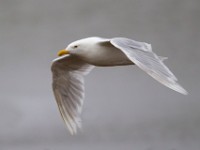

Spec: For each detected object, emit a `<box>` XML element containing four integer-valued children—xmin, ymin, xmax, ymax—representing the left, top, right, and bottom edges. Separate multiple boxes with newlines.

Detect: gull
<box><xmin>51</xmin><ymin>37</ymin><xmax>188</xmax><ymax>134</ymax></box>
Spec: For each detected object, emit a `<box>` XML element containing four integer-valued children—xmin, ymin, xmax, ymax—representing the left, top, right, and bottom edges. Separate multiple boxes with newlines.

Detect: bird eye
<box><xmin>73</xmin><ymin>45</ymin><xmax>78</xmax><ymax>48</ymax></box>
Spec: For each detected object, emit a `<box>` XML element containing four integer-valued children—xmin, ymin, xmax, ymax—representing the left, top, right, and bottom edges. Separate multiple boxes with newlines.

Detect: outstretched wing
<box><xmin>110</xmin><ymin>37</ymin><xmax>188</xmax><ymax>95</ymax></box>
<box><xmin>51</xmin><ymin>55</ymin><xmax>94</xmax><ymax>134</ymax></box>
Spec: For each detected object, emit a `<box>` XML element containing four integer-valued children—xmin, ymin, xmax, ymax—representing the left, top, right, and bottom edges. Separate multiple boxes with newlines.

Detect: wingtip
<box><xmin>63</xmin><ymin>117</ymin><xmax>82</xmax><ymax>135</ymax></box>
<box><xmin>168</xmin><ymin>82</ymin><xmax>188</xmax><ymax>96</ymax></box>
<box><xmin>179</xmin><ymin>89</ymin><xmax>188</xmax><ymax>95</ymax></box>
<box><xmin>65</xmin><ymin>122</ymin><xmax>77</xmax><ymax>135</ymax></box>
<box><xmin>68</xmin><ymin>128</ymin><xmax>77</xmax><ymax>135</ymax></box>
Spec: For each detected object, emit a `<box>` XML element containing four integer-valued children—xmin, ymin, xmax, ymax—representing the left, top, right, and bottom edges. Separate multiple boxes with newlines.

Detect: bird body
<box><xmin>67</xmin><ymin>37</ymin><xmax>133</xmax><ymax>66</ymax></box>
<box><xmin>51</xmin><ymin>37</ymin><xmax>188</xmax><ymax>134</ymax></box>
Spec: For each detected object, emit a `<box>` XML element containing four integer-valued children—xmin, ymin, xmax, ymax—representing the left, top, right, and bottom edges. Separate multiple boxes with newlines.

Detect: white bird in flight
<box><xmin>51</xmin><ymin>37</ymin><xmax>187</xmax><ymax>134</ymax></box>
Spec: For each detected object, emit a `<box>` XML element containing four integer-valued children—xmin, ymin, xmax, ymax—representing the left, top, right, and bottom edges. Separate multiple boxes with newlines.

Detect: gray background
<box><xmin>0</xmin><ymin>0</ymin><xmax>199</xmax><ymax>150</ymax></box>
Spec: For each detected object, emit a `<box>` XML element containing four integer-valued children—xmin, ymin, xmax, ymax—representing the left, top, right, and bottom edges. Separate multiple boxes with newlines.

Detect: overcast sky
<box><xmin>0</xmin><ymin>0</ymin><xmax>199</xmax><ymax>150</ymax></box>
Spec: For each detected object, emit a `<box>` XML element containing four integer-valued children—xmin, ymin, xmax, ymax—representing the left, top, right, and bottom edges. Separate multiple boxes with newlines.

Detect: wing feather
<box><xmin>51</xmin><ymin>55</ymin><xmax>94</xmax><ymax>134</ymax></box>
<box><xmin>110</xmin><ymin>37</ymin><xmax>188</xmax><ymax>95</ymax></box>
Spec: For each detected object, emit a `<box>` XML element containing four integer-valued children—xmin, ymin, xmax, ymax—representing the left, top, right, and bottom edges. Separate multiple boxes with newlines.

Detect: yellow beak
<box><xmin>57</xmin><ymin>49</ymin><xmax>69</xmax><ymax>56</ymax></box>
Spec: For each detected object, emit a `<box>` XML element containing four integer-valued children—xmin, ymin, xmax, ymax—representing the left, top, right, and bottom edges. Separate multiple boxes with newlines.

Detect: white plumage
<box><xmin>51</xmin><ymin>37</ymin><xmax>187</xmax><ymax>134</ymax></box>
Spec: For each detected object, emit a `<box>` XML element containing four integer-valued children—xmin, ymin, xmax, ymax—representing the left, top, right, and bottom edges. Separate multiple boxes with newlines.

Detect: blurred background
<box><xmin>0</xmin><ymin>0</ymin><xmax>199</xmax><ymax>149</ymax></box>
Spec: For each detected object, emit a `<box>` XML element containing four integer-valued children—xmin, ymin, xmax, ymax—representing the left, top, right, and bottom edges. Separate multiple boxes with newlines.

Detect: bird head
<box><xmin>57</xmin><ymin>37</ymin><xmax>101</xmax><ymax>57</ymax></box>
